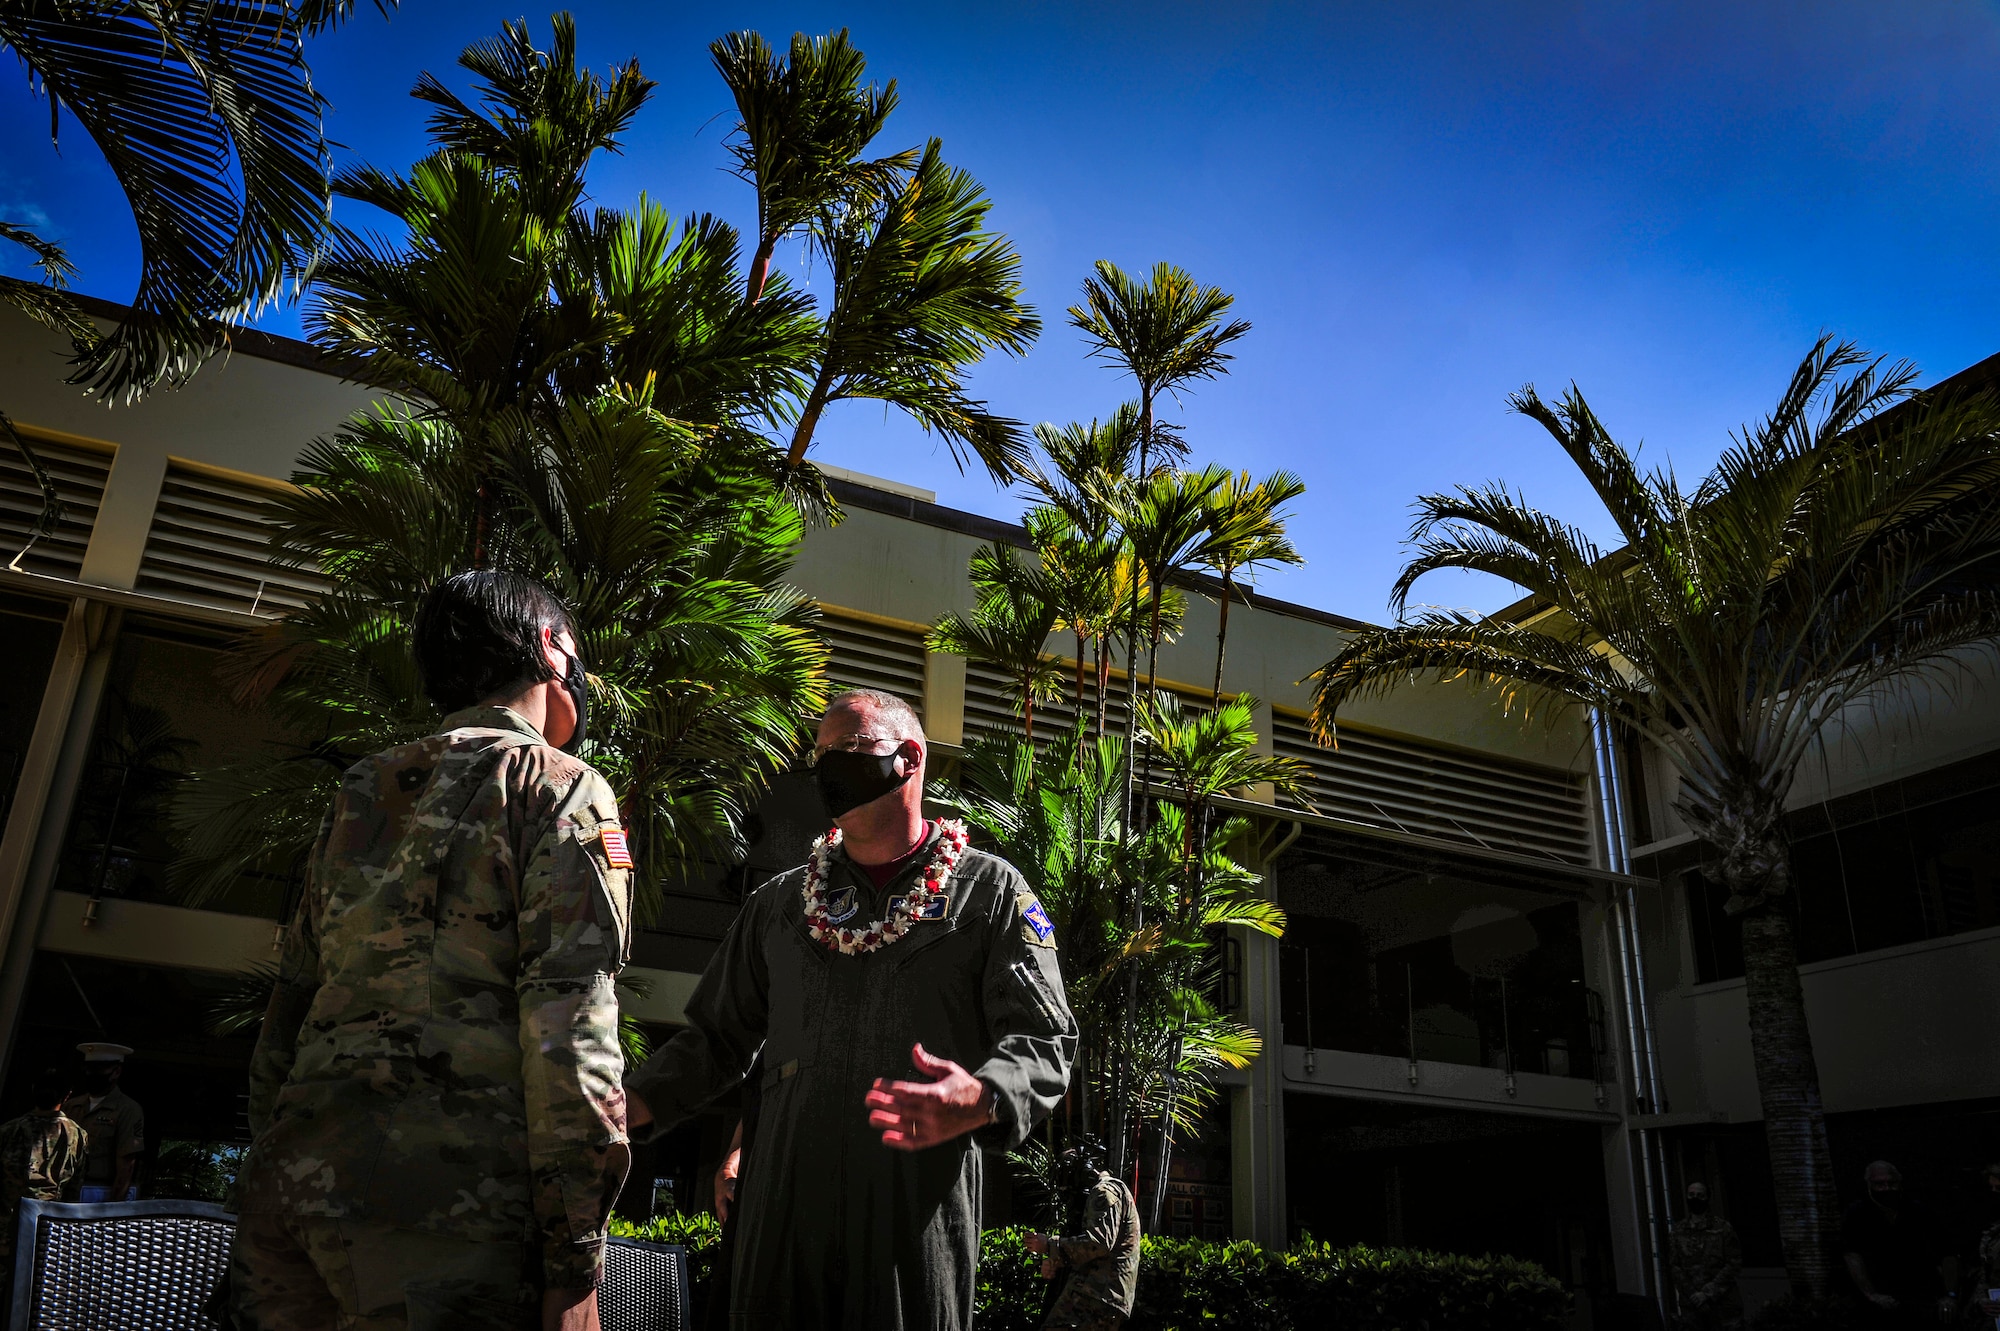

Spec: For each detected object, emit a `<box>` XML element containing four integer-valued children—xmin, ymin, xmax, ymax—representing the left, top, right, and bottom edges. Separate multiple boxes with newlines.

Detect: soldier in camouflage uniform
<box><xmin>0</xmin><ymin>1067</ymin><xmax>85</xmax><ymax>1307</ymax></box>
<box><xmin>1028</xmin><ymin>1140</ymin><xmax>1141</xmax><ymax>1331</ymax></box>
<box><xmin>1668</xmin><ymin>1182</ymin><xmax>1744</xmax><ymax>1331</ymax></box>
<box><xmin>230</xmin><ymin>572</ymin><xmax>632</xmax><ymax>1331</ymax></box>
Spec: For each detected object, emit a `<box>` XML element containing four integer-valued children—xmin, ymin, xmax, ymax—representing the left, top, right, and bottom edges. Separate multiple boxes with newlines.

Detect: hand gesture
<box><xmin>864</xmin><ymin>1043</ymin><xmax>992</xmax><ymax>1151</ymax></box>
<box><xmin>713</xmin><ymin>1148</ymin><xmax>741</xmax><ymax>1223</ymax></box>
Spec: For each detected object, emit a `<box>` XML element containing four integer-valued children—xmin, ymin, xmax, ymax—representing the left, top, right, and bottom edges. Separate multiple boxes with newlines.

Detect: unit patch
<box><xmin>824</xmin><ymin>885</ymin><xmax>860</xmax><ymax>926</ymax></box>
<box><xmin>598</xmin><ymin>825</ymin><xmax>634</xmax><ymax>870</ymax></box>
<box><xmin>888</xmin><ymin>893</ymin><xmax>950</xmax><ymax>922</ymax></box>
<box><xmin>1019</xmin><ymin>893</ymin><xmax>1056</xmax><ymax>947</ymax></box>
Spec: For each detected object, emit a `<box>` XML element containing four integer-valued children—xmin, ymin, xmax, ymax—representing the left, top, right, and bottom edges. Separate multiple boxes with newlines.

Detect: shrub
<box><xmin>977</xmin><ymin>1226</ymin><xmax>1570</xmax><ymax>1330</ymax></box>
<box><xmin>1749</xmin><ymin>1294</ymin><xmax>1875</xmax><ymax>1331</ymax></box>
<box><xmin>609</xmin><ymin>1211</ymin><xmax>722</xmax><ymax>1297</ymax></box>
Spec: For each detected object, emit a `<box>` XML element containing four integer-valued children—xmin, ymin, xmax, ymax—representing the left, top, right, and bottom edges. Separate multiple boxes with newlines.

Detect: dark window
<box><xmin>1684</xmin><ymin>780</ymin><xmax>2000</xmax><ymax>983</ymax></box>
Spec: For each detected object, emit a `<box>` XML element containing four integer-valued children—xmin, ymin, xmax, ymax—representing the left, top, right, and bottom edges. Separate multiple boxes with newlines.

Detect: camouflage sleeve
<box><xmin>623</xmin><ymin>881</ymin><xmax>771</xmax><ymax>1140</ymax></box>
<box><xmin>1056</xmin><ymin>1183</ymin><xmax>1119</xmax><ymax>1268</ymax></box>
<box><xmin>246</xmin><ymin>807</ymin><xmax>334</xmax><ymax>1137</ymax></box>
<box><xmin>972</xmin><ymin>866</ymin><xmax>1077</xmax><ymax>1151</ymax></box>
<box><xmin>518</xmin><ymin>766</ymin><xmax>632</xmax><ymax>1290</ymax></box>
<box><xmin>1700</xmin><ymin>1225</ymin><xmax>1743</xmax><ymax>1302</ymax></box>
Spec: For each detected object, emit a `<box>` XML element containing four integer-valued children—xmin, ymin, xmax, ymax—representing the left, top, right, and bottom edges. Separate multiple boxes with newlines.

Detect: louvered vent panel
<box><xmin>0</xmin><ymin>439</ymin><xmax>111</xmax><ymax>581</ymax></box>
<box><xmin>1272</xmin><ymin>711</ymin><xmax>1593</xmax><ymax>865</ymax></box>
<box><xmin>963</xmin><ymin>659</ymin><xmax>1204</xmax><ymax>750</ymax></box>
<box><xmin>136</xmin><ymin>466</ymin><xmax>325</xmax><ymax>616</ymax></box>
<box><xmin>821</xmin><ymin>615</ymin><xmax>927</xmax><ymax>710</ymax></box>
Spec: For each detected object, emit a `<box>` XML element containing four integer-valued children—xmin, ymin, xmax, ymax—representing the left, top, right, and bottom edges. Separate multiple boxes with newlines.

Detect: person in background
<box><xmin>1961</xmin><ymin>1163</ymin><xmax>2000</xmax><ymax>1326</ymax></box>
<box><xmin>229</xmin><ymin>570</ymin><xmax>633</xmax><ymax>1331</ymax></box>
<box><xmin>1026</xmin><ymin>1138</ymin><xmax>1140</xmax><ymax>1331</ymax></box>
<box><xmin>0</xmin><ymin>1066</ymin><xmax>85</xmax><ymax>1306</ymax></box>
<box><xmin>63</xmin><ymin>1042</ymin><xmax>142</xmax><ymax>1203</ymax></box>
<box><xmin>1842</xmin><ymin>1160</ymin><xmax>1956</xmax><ymax>1326</ymax></box>
<box><xmin>1667</xmin><ymin>1181</ymin><xmax>1743</xmax><ymax>1330</ymax></box>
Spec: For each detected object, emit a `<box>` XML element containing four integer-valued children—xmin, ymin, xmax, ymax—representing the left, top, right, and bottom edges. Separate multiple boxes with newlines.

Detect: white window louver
<box><xmin>821</xmin><ymin>614</ymin><xmax>928</xmax><ymax>712</ymax></box>
<box><xmin>136</xmin><ymin>465</ymin><xmax>326</xmax><ymax>617</ymax></box>
<box><xmin>1272</xmin><ymin>710</ymin><xmax>1593</xmax><ymax>866</ymax></box>
<box><xmin>963</xmin><ymin>656</ymin><xmax>1198</xmax><ymax>750</ymax></box>
<box><xmin>0</xmin><ymin>438</ymin><xmax>112</xmax><ymax>581</ymax></box>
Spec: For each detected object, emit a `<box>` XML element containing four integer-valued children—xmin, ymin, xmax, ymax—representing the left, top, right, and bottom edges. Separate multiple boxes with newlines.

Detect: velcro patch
<box><xmin>1019</xmin><ymin>894</ymin><xmax>1056</xmax><ymax>947</ymax></box>
<box><xmin>890</xmin><ymin>894</ymin><xmax>950</xmax><ymax>921</ymax></box>
<box><xmin>826</xmin><ymin>886</ymin><xmax>859</xmax><ymax>926</ymax></box>
<box><xmin>598</xmin><ymin>826</ymin><xmax>633</xmax><ymax>870</ymax></box>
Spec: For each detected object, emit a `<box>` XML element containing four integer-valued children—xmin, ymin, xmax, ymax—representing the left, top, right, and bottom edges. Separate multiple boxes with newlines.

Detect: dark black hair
<box><xmin>411</xmin><ymin>571</ymin><xmax>577</xmax><ymax>712</ymax></box>
<box><xmin>30</xmin><ymin>1066</ymin><xmax>70</xmax><ymax>1108</ymax></box>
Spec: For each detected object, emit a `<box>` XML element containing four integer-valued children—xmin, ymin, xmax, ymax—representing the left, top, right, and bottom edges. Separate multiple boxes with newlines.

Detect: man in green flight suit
<box><xmin>231</xmin><ymin>571</ymin><xmax>633</xmax><ymax>1331</ymax></box>
<box><xmin>626</xmin><ymin>687</ymin><xmax>1077</xmax><ymax>1331</ymax></box>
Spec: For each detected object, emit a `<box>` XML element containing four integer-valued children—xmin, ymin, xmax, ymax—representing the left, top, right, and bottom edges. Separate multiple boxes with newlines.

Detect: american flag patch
<box><xmin>598</xmin><ymin>826</ymin><xmax>633</xmax><ymax>870</ymax></box>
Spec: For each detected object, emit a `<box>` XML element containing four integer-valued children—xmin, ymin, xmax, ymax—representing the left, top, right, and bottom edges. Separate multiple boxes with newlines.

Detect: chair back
<box><xmin>600</xmin><ymin>1236</ymin><xmax>689</xmax><ymax>1331</ymax></box>
<box><xmin>10</xmin><ymin>1199</ymin><xmax>234</xmax><ymax>1331</ymax></box>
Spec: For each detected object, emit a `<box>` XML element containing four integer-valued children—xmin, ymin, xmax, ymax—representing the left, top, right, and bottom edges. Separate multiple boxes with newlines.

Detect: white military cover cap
<box><xmin>76</xmin><ymin>1042</ymin><xmax>133</xmax><ymax>1063</ymax></box>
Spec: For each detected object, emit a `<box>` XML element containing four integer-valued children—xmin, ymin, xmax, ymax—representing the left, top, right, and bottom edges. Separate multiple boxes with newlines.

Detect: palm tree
<box><xmin>1066</xmin><ymin>261</ymin><xmax>1249</xmax><ymax>478</ymax></box>
<box><xmin>1199</xmin><ymin>470</ymin><xmax>1306</xmax><ymax>705</ymax></box>
<box><xmin>710</xmin><ymin>29</ymin><xmax>915</xmax><ymax>305</ymax></box>
<box><xmin>1</xmin><ymin>0</ymin><xmax>387</xmax><ymax>401</ymax></box>
<box><xmin>1308</xmin><ymin>338</ymin><xmax>2000</xmax><ymax>1295</ymax></box>
<box><xmin>927</xmin><ymin>544</ymin><xmax>1067</xmax><ymax>741</ymax></box>
<box><xmin>781</xmin><ymin>139</ymin><xmax>1041</xmax><ymax>480</ymax></box>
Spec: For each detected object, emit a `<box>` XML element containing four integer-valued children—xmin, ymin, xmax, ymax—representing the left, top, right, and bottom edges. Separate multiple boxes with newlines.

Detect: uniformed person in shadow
<box><xmin>625</xmin><ymin>687</ymin><xmax>1077</xmax><ymax>1331</ymax></box>
<box><xmin>64</xmin><ymin>1042</ymin><xmax>142</xmax><ymax>1203</ymax></box>
<box><xmin>1027</xmin><ymin>1138</ymin><xmax>1141</xmax><ymax>1331</ymax></box>
<box><xmin>1</xmin><ymin>1066</ymin><xmax>84</xmax><ymax>1307</ymax></box>
<box><xmin>229</xmin><ymin>572</ymin><xmax>633</xmax><ymax>1331</ymax></box>
<box><xmin>1668</xmin><ymin>1181</ymin><xmax>1742</xmax><ymax>1330</ymax></box>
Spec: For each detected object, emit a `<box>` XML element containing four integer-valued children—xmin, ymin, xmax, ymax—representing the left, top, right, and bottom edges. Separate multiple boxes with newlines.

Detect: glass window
<box><xmin>0</xmin><ymin>592</ymin><xmax>67</xmax><ymax>828</ymax></box>
<box><xmin>1277</xmin><ymin>845</ymin><xmax>1602</xmax><ymax>1080</ymax></box>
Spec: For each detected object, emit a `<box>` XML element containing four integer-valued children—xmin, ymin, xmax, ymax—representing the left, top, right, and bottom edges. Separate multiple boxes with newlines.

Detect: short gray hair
<box><xmin>825</xmin><ymin>688</ymin><xmax>925</xmax><ymax>741</ymax></box>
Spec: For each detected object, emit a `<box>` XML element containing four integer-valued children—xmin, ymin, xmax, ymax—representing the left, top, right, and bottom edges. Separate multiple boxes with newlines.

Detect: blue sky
<box><xmin>7</xmin><ymin>1</ymin><xmax>2000</xmax><ymax>621</ymax></box>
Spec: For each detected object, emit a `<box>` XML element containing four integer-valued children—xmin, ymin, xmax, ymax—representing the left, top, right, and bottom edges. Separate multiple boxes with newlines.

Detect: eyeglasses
<box><xmin>806</xmin><ymin>734</ymin><xmax>902</xmax><ymax>767</ymax></box>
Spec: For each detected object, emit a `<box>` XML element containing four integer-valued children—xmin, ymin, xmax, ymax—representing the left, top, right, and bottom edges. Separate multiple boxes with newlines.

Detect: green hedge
<box><xmin>610</xmin><ymin>1218</ymin><xmax>1570</xmax><ymax>1330</ymax></box>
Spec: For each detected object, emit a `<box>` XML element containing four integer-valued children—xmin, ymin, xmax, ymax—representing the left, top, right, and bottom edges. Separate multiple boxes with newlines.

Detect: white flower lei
<box><xmin>802</xmin><ymin>818</ymin><xmax>970</xmax><ymax>955</ymax></box>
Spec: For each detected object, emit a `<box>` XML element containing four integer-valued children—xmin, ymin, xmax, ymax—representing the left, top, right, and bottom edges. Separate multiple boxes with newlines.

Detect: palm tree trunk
<box><xmin>472</xmin><ymin>477</ymin><xmax>494</xmax><ymax>570</ymax></box>
<box><xmin>1076</xmin><ymin>632</ymin><xmax>1088</xmax><ymax>723</ymax></box>
<box><xmin>786</xmin><ymin>361</ymin><xmax>840</xmax><ymax>468</ymax></box>
<box><xmin>1739</xmin><ymin>897</ymin><xmax>1841</xmax><ymax>1297</ymax></box>
<box><xmin>746</xmin><ymin>230</ymin><xmax>777</xmax><ymax>306</ymax></box>
<box><xmin>1212</xmin><ymin>567</ymin><xmax>1234</xmax><ymax>707</ymax></box>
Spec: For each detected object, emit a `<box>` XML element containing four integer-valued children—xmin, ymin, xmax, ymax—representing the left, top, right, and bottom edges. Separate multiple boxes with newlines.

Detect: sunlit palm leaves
<box><xmin>927</xmin><ymin>544</ymin><xmax>1067</xmax><ymax>740</ymax></box>
<box><xmin>1198</xmin><ymin>470</ymin><xmax>1306</xmax><ymax>703</ymax></box>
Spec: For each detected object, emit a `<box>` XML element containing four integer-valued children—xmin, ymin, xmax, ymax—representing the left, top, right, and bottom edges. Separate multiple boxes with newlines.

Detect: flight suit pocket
<box><xmin>1008</xmin><ymin>958</ymin><xmax>1067</xmax><ymax>1037</ymax></box>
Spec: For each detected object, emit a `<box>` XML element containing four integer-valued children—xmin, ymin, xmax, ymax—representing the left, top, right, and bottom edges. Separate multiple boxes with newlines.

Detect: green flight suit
<box><xmin>627</xmin><ymin>824</ymin><xmax>1076</xmax><ymax>1331</ymax></box>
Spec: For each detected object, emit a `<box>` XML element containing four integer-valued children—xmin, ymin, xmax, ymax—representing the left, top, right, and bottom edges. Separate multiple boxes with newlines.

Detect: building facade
<box><xmin>8</xmin><ymin>304</ymin><xmax>1983</xmax><ymax>1319</ymax></box>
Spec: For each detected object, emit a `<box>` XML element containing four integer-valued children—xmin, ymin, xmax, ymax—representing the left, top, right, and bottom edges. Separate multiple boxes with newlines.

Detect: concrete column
<box><xmin>78</xmin><ymin>446</ymin><xmax>166</xmax><ymax>589</ymax></box>
<box><xmin>0</xmin><ymin>605</ymin><xmax>122</xmax><ymax>1079</ymax></box>
<box><xmin>923</xmin><ymin>651</ymin><xmax>966</xmax><ymax>746</ymax></box>
<box><xmin>1231</xmin><ymin>925</ymin><xmax>1287</xmax><ymax>1247</ymax></box>
<box><xmin>1247</xmin><ymin>697</ymin><xmax>1277</xmax><ymax>804</ymax></box>
<box><xmin>1603</xmin><ymin>1123</ymin><xmax>1649</xmax><ymax>1294</ymax></box>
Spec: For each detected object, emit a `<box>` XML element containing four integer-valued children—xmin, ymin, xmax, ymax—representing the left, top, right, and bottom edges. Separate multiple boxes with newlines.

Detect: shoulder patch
<box><xmin>598</xmin><ymin>825</ymin><xmax>633</xmax><ymax>870</ymax></box>
<box><xmin>1017</xmin><ymin>891</ymin><xmax>1056</xmax><ymax>948</ymax></box>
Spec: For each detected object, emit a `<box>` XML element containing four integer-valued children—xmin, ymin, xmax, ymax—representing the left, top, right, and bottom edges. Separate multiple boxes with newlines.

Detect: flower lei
<box><xmin>802</xmin><ymin>818</ymin><xmax>970</xmax><ymax>955</ymax></box>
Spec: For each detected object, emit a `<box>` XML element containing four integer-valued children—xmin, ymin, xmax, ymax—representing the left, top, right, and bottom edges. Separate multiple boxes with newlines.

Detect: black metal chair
<box><xmin>9</xmin><ymin>1200</ymin><xmax>689</xmax><ymax>1331</ymax></box>
<box><xmin>10</xmin><ymin>1198</ymin><xmax>235</xmax><ymax>1331</ymax></box>
<box><xmin>602</xmin><ymin>1236</ymin><xmax>690</xmax><ymax>1331</ymax></box>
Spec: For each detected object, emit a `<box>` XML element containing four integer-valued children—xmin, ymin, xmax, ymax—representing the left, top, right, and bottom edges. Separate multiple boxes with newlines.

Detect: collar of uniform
<box><xmin>829</xmin><ymin>819</ymin><xmax>944</xmax><ymax>896</ymax></box>
<box><xmin>439</xmin><ymin>705</ymin><xmax>548</xmax><ymax>745</ymax></box>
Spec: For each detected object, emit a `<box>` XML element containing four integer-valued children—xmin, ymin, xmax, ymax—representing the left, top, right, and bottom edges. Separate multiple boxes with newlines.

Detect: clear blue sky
<box><xmin>7</xmin><ymin>1</ymin><xmax>2000</xmax><ymax>622</ymax></box>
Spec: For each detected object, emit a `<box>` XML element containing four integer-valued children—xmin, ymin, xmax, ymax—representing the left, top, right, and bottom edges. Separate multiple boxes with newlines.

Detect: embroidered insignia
<box><xmin>1023</xmin><ymin>900</ymin><xmax>1054</xmax><ymax>940</ymax></box>
<box><xmin>887</xmin><ymin>893</ymin><xmax>950</xmax><ymax>921</ymax></box>
<box><xmin>598</xmin><ymin>826</ymin><xmax>633</xmax><ymax>870</ymax></box>
<box><xmin>825</xmin><ymin>886</ymin><xmax>859</xmax><ymax>926</ymax></box>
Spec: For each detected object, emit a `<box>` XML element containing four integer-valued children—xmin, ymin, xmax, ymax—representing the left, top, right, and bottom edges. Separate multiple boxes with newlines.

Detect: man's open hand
<box><xmin>864</xmin><ymin>1043</ymin><xmax>993</xmax><ymax>1151</ymax></box>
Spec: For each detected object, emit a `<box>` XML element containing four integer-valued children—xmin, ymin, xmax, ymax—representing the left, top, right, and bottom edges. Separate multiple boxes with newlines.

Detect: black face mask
<box><xmin>814</xmin><ymin>748</ymin><xmax>911</xmax><ymax>819</ymax></box>
<box><xmin>1687</xmin><ymin>1197</ymin><xmax>1709</xmax><ymax>1215</ymax></box>
<box><xmin>82</xmin><ymin>1068</ymin><xmax>114</xmax><ymax>1094</ymax></box>
<box><xmin>558</xmin><ymin>650</ymin><xmax>588</xmax><ymax>755</ymax></box>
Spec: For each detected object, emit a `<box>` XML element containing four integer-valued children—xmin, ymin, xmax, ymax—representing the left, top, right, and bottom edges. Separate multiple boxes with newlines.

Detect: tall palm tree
<box><xmin>927</xmin><ymin>543</ymin><xmax>1066</xmax><ymax>741</ymax></box>
<box><xmin>2</xmin><ymin>0</ymin><xmax>387</xmax><ymax>401</ymax></box>
<box><xmin>1199</xmin><ymin>470</ymin><xmax>1306</xmax><ymax>704</ymax></box>
<box><xmin>710</xmin><ymin>29</ymin><xmax>915</xmax><ymax>305</ymax></box>
<box><xmin>781</xmin><ymin>139</ymin><xmax>1041</xmax><ymax>480</ymax></box>
<box><xmin>1308</xmin><ymin>338</ymin><xmax>2000</xmax><ymax>1295</ymax></box>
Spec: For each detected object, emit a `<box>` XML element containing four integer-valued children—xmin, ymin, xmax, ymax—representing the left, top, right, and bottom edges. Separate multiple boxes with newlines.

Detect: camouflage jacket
<box><xmin>1668</xmin><ymin>1213</ymin><xmax>1744</xmax><ymax>1312</ymax></box>
<box><xmin>0</xmin><ymin>1109</ymin><xmax>84</xmax><ymax>1253</ymax></box>
<box><xmin>1055</xmin><ymin>1172</ymin><xmax>1142</xmax><ymax>1316</ymax></box>
<box><xmin>238</xmin><ymin>707</ymin><xmax>633</xmax><ymax>1289</ymax></box>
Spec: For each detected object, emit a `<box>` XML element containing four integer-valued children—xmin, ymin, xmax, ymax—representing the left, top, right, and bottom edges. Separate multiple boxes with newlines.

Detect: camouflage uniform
<box><xmin>1963</xmin><ymin>1219</ymin><xmax>2000</xmax><ymax>1326</ymax></box>
<box><xmin>230</xmin><ymin>706</ymin><xmax>632</xmax><ymax>1330</ymax></box>
<box><xmin>0</xmin><ymin>1108</ymin><xmax>84</xmax><ymax>1304</ymax></box>
<box><xmin>1669</xmin><ymin>1212</ymin><xmax>1744</xmax><ymax>1331</ymax></box>
<box><xmin>627</xmin><ymin>825</ymin><xmax>1076</xmax><ymax>1331</ymax></box>
<box><xmin>1044</xmin><ymin>1171</ymin><xmax>1141</xmax><ymax>1330</ymax></box>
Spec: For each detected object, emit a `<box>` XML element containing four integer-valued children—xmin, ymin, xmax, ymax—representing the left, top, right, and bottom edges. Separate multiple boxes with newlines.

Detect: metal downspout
<box><xmin>1594</xmin><ymin>709</ymin><xmax>1668</xmax><ymax>1308</ymax></box>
